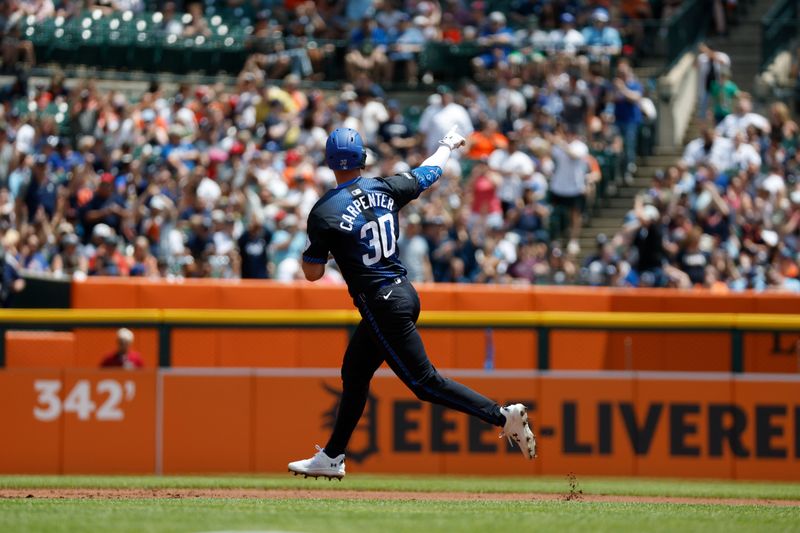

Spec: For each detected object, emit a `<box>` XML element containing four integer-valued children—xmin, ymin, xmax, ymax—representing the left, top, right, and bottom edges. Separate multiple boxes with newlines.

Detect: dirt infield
<box><xmin>1</xmin><ymin>488</ymin><xmax>798</xmax><ymax>507</ymax></box>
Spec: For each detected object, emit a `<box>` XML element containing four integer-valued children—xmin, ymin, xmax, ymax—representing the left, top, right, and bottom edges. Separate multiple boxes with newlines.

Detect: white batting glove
<box><xmin>439</xmin><ymin>125</ymin><xmax>466</xmax><ymax>150</ymax></box>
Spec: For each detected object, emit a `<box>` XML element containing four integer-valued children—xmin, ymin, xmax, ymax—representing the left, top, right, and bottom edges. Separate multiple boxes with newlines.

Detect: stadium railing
<box><xmin>663</xmin><ymin>0</ymin><xmax>711</xmax><ymax>69</ymax></box>
<box><xmin>0</xmin><ymin>308</ymin><xmax>798</xmax><ymax>373</ymax></box>
<box><xmin>761</xmin><ymin>0</ymin><xmax>799</xmax><ymax>70</ymax></box>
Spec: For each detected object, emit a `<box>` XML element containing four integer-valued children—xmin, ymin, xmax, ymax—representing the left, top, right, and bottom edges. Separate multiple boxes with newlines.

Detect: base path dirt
<box><xmin>1</xmin><ymin>488</ymin><xmax>798</xmax><ymax>507</ymax></box>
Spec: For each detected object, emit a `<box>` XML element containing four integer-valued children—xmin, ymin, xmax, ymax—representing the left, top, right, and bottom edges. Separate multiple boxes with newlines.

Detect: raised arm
<box><xmin>412</xmin><ymin>125</ymin><xmax>466</xmax><ymax>193</ymax></box>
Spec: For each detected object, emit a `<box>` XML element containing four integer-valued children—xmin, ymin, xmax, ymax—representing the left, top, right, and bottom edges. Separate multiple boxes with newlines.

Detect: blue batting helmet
<box><xmin>325</xmin><ymin>128</ymin><xmax>366</xmax><ymax>171</ymax></box>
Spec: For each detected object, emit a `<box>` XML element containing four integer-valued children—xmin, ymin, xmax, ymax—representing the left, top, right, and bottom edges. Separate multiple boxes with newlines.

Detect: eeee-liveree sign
<box><xmin>33</xmin><ymin>379</ymin><xmax>137</xmax><ymax>422</ymax></box>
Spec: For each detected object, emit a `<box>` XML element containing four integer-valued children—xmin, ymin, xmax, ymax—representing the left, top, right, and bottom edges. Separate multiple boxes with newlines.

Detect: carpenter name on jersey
<box><xmin>303</xmin><ymin>166</ymin><xmax>442</xmax><ymax>297</ymax></box>
<box><xmin>338</xmin><ymin>192</ymin><xmax>395</xmax><ymax>231</ymax></box>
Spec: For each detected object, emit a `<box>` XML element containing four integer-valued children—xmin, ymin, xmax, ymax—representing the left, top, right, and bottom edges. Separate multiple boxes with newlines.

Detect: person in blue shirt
<box><xmin>350</xmin><ymin>18</ymin><xmax>389</xmax><ymax>49</ymax></box>
<box><xmin>387</xmin><ymin>15</ymin><xmax>427</xmax><ymax>85</ymax></box>
<box><xmin>472</xmin><ymin>11</ymin><xmax>515</xmax><ymax>80</ymax></box>
<box><xmin>582</xmin><ymin>8</ymin><xmax>621</xmax><ymax>59</ymax></box>
<box><xmin>48</xmin><ymin>138</ymin><xmax>83</xmax><ymax>174</ymax></box>
<box><xmin>612</xmin><ymin>58</ymin><xmax>643</xmax><ymax>180</ymax></box>
<box><xmin>288</xmin><ymin>127</ymin><xmax>536</xmax><ymax>480</ymax></box>
<box><xmin>80</xmin><ymin>173</ymin><xmax>128</xmax><ymax>240</ymax></box>
<box><xmin>0</xmin><ymin>244</ymin><xmax>24</xmax><ymax>307</ymax></box>
<box><xmin>19</xmin><ymin>155</ymin><xmax>58</xmax><ymax>223</ymax></box>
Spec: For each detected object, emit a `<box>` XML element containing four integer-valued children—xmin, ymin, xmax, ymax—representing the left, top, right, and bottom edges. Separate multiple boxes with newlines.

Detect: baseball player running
<box><xmin>288</xmin><ymin>126</ymin><xmax>536</xmax><ymax>480</ymax></box>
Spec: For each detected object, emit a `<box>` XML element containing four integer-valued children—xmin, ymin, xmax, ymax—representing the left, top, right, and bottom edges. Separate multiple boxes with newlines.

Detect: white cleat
<box><xmin>288</xmin><ymin>445</ymin><xmax>345</xmax><ymax>480</ymax></box>
<box><xmin>500</xmin><ymin>404</ymin><xmax>537</xmax><ymax>459</ymax></box>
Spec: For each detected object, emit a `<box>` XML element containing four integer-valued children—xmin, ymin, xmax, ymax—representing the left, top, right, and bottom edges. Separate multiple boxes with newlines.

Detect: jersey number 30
<box><xmin>361</xmin><ymin>213</ymin><xmax>396</xmax><ymax>266</ymax></box>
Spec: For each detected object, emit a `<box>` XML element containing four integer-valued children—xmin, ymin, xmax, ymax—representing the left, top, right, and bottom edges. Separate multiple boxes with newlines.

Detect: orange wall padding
<box><xmin>59</xmin><ymin>279</ymin><xmax>800</xmax><ymax>372</ymax></box>
<box><xmin>2</xmin><ymin>369</ymin><xmax>798</xmax><ymax>480</ymax></box>
<box><xmin>6</xmin><ymin>332</ymin><xmax>77</xmax><ymax>368</ymax></box>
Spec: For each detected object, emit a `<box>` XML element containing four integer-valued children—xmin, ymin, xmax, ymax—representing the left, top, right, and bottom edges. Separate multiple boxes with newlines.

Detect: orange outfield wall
<box><xmin>61</xmin><ymin>279</ymin><xmax>800</xmax><ymax>372</ymax></box>
<box><xmin>3</xmin><ymin>369</ymin><xmax>799</xmax><ymax>480</ymax></box>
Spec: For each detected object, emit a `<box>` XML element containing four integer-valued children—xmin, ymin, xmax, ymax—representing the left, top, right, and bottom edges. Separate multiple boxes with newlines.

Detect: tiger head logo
<box><xmin>321</xmin><ymin>381</ymin><xmax>379</xmax><ymax>463</ymax></box>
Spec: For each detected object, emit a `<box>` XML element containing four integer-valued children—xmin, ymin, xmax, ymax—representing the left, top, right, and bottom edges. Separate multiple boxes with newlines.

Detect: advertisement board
<box><xmin>3</xmin><ymin>369</ymin><xmax>798</xmax><ymax>480</ymax></box>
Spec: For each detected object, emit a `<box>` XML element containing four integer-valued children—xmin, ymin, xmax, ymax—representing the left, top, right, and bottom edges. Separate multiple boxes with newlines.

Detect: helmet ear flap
<box><xmin>360</xmin><ymin>149</ymin><xmax>367</xmax><ymax>169</ymax></box>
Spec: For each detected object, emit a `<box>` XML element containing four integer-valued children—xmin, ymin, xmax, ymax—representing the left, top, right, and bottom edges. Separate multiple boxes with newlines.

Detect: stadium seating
<box><xmin>20</xmin><ymin>10</ymin><xmax>249</xmax><ymax>74</ymax></box>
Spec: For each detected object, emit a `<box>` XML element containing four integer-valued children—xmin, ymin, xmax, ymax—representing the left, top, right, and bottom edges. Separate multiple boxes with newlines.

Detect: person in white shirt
<box><xmin>759</xmin><ymin>167</ymin><xmax>787</xmax><ymax>199</ymax></box>
<box><xmin>715</xmin><ymin>94</ymin><xmax>771</xmax><ymax>139</ymax></box>
<box><xmin>730</xmin><ymin>132</ymin><xmax>761</xmax><ymax>172</ymax></box>
<box><xmin>417</xmin><ymin>93</ymin><xmax>442</xmax><ymax>142</ymax></box>
<box><xmin>359</xmin><ymin>92</ymin><xmax>389</xmax><ymax>146</ymax></box>
<box><xmin>14</xmin><ymin>119</ymin><xmax>36</xmax><ymax>155</ymax></box>
<box><xmin>548</xmin><ymin>12</ymin><xmax>585</xmax><ymax>55</ymax></box>
<box><xmin>549</xmin><ymin>128</ymin><xmax>588</xmax><ymax>249</ymax></box>
<box><xmin>488</xmin><ymin>136</ymin><xmax>535</xmax><ymax>211</ymax></box>
<box><xmin>682</xmin><ymin>127</ymin><xmax>734</xmax><ymax>173</ymax></box>
<box><xmin>419</xmin><ymin>87</ymin><xmax>473</xmax><ymax>154</ymax></box>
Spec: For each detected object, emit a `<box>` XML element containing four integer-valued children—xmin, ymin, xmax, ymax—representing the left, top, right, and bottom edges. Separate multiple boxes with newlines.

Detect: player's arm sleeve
<box><xmin>382</xmin><ymin>164</ymin><xmax>445</xmax><ymax>206</ymax></box>
<box><xmin>381</xmin><ymin>145</ymin><xmax>453</xmax><ymax>206</ymax></box>
<box><xmin>409</xmin><ymin>143</ymin><xmax>452</xmax><ymax>192</ymax></box>
<box><xmin>411</xmin><ymin>165</ymin><xmax>443</xmax><ymax>193</ymax></box>
<box><xmin>302</xmin><ymin>214</ymin><xmax>329</xmax><ymax>265</ymax></box>
<box><xmin>381</xmin><ymin>172</ymin><xmax>424</xmax><ymax>208</ymax></box>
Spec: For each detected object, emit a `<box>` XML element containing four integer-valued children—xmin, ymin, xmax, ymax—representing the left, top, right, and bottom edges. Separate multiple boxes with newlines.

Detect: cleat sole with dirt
<box><xmin>288</xmin><ymin>468</ymin><xmax>344</xmax><ymax>481</ymax></box>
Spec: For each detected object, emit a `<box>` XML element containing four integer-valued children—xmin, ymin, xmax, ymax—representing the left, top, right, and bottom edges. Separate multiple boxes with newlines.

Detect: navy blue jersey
<box><xmin>303</xmin><ymin>166</ymin><xmax>441</xmax><ymax>297</ymax></box>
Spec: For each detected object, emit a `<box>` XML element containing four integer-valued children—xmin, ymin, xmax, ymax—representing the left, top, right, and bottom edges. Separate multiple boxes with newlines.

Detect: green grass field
<box><xmin>1</xmin><ymin>475</ymin><xmax>799</xmax><ymax>533</ymax></box>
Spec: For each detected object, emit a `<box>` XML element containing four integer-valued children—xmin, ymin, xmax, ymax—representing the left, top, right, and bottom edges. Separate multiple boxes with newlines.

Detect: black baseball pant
<box><xmin>324</xmin><ymin>277</ymin><xmax>505</xmax><ymax>457</ymax></box>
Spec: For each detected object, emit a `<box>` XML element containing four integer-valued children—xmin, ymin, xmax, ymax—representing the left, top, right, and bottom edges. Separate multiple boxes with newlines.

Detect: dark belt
<box><xmin>358</xmin><ymin>276</ymin><xmax>406</xmax><ymax>300</ymax></box>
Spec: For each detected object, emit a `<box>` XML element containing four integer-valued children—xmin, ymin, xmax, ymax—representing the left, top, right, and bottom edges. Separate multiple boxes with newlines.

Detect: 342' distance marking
<box><xmin>33</xmin><ymin>380</ymin><xmax>136</xmax><ymax>422</ymax></box>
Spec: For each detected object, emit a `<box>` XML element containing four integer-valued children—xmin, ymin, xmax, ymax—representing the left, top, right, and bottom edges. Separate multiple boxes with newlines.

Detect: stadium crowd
<box><xmin>587</xmin><ymin>46</ymin><xmax>800</xmax><ymax>292</ymax></box>
<box><xmin>0</xmin><ymin>0</ymin><xmax>797</xmax><ymax>298</ymax></box>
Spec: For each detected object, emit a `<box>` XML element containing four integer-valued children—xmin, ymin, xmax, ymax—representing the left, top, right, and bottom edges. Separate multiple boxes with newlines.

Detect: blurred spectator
<box><xmin>183</xmin><ymin>1</ymin><xmax>211</xmax><ymax>38</ymax></box>
<box><xmin>270</xmin><ymin>213</ymin><xmax>306</xmax><ymax>276</ymax></box>
<box><xmin>548</xmin><ymin>13</ymin><xmax>585</xmax><ymax>55</ymax></box>
<box><xmin>488</xmin><ymin>134</ymin><xmax>535</xmax><ymax>212</ymax></box>
<box><xmin>549</xmin><ymin>127</ymin><xmax>589</xmax><ymax>254</ymax></box>
<box><xmin>129</xmin><ymin>235</ymin><xmax>158</xmax><ymax>277</ymax></box>
<box><xmin>378</xmin><ymin>99</ymin><xmax>415</xmax><ymax>156</ymax></box>
<box><xmin>612</xmin><ymin>59</ymin><xmax>643</xmax><ymax>181</ymax></box>
<box><xmin>80</xmin><ymin>173</ymin><xmax>128</xmax><ymax>239</ymax></box>
<box><xmin>561</xmin><ymin>72</ymin><xmax>595</xmax><ymax>135</ymax></box>
<box><xmin>238</xmin><ymin>217</ymin><xmax>271</xmax><ymax>279</ymax></box>
<box><xmin>507</xmin><ymin>184</ymin><xmax>549</xmax><ymax>244</ymax></box>
<box><xmin>682</xmin><ymin>127</ymin><xmax>733</xmax><ymax>174</ymax></box>
<box><xmin>467</xmin><ymin>119</ymin><xmax>508</xmax><ymax>161</ymax></box>
<box><xmin>715</xmin><ymin>94</ymin><xmax>770</xmax><ymax>139</ymax></box>
<box><xmin>582</xmin><ymin>8</ymin><xmax>621</xmax><ymax>60</ymax></box>
<box><xmin>623</xmin><ymin>202</ymin><xmax>667</xmax><ymax>287</ymax></box>
<box><xmin>419</xmin><ymin>86</ymin><xmax>473</xmax><ymax>154</ymax></box>
<box><xmin>158</xmin><ymin>2</ymin><xmax>184</xmax><ymax>37</ymax></box>
<box><xmin>100</xmin><ymin>328</ymin><xmax>144</xmax><ymax>369</ymax></box>
<box><xmin>51</xmin><ymin>232</ymin><xmax>88</xmax><ymax>278</ymax></box>
<box><xmin>1</xmin><ymin>19</ymin><xmax>35</xmax><ymax>72</ymax></box>
<box><xmin>387</xmin><ymin>15</ymin><xmax>427</xmax><ymax>86</ymax></box>
<box><xmin>468</xmin><ymin>161</ymin><xmax>503</xmax><ymax>229</ymax></box>
<box><xmin>0</xmin><ymin>235</ymin><xmax>24</xmax><ymax>306</ymax></box>
<box><xmin>472</xmin><ymin>11</ymin><xmax>514</xmax><ymax>80</ymax></box>
<box><xmin>346</xmin><ymin>19</ymin><xmax>390</xmax><ymax>84</ymax></box>
<box><xmin>696</xmin><ymin>43</ymin><xmax>731</xmax><ymax>120</ymax></box>
<box><xmin>398</xmin><ymin>213</ymin><xmax>432</xmax><ymax>282</ymax></box>
<box><xmin>709</xmin><ymin>66</ymin><xmax>738</xmax><ymax>123</ymax></box>
<box><xmin>88</xmin><ymin>226</ymin><xmax>129</xmax><ymax>276</ymax></box>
